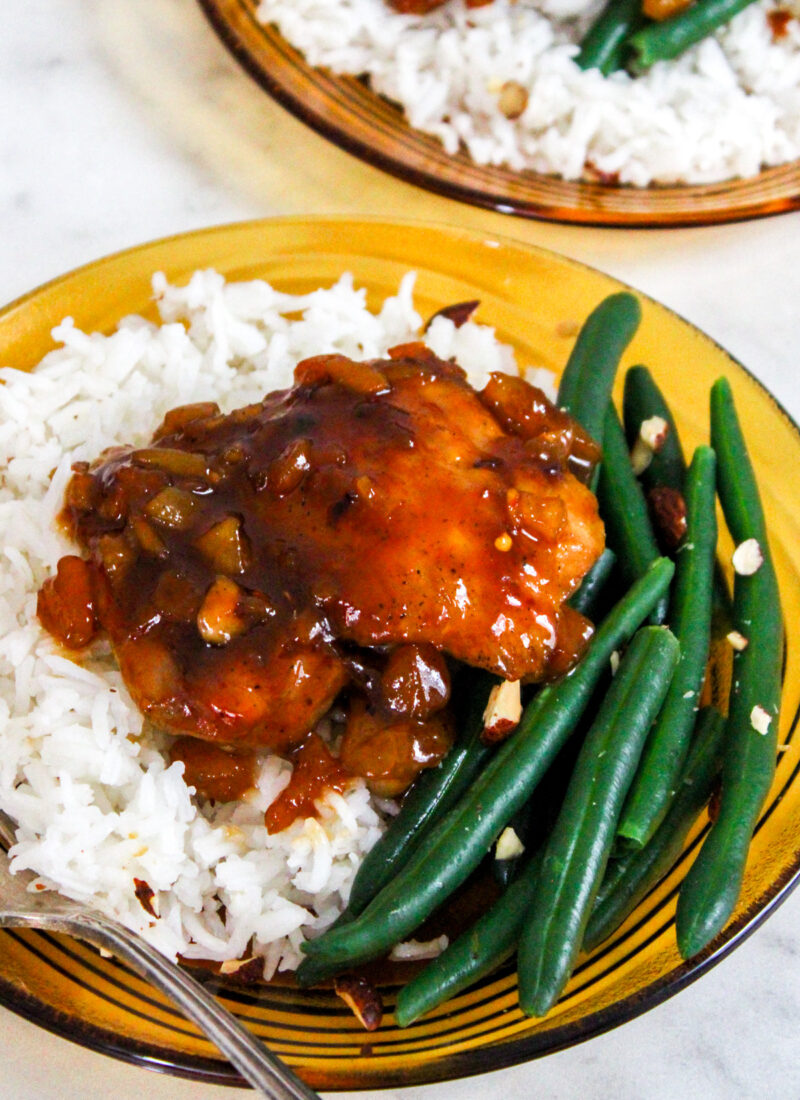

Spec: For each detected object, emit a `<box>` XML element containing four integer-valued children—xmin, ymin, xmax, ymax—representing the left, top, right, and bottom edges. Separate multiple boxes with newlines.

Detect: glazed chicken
<box><xmin>39</xmin><ymin>346</ymin><xmax>604</xmax><ymax>799</ymax></box>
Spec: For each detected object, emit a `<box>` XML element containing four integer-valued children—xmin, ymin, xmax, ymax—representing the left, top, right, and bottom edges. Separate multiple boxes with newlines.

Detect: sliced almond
<box><xmin>482</xmin><ymin>679</ymin><xmax>522</xmax><ymax>743</ymax></box>
<box><xmin>630</xmin><ymin>416</ymin><xmax>668</xmax><ymax>475</ymax></box>
<box><xmin>750</xmin><ymin>704</ymin><xmax>772</xmax><ymax>735</ymax></box>
<box><xmin>219</xmin><ymin>957</ymin><xmax>264</xmax><ymax>984</ymax></box>
<box><xmin>726</xmin><ymin>630</ymin><xmax>749</xmax><ymax>652</ymax></box>
<box><xmin>498</xmin><ymin>80</ymin><xmax>528</xmax><ymax>120</ymax></box>
<box><xmin>334</xmin><ymin>975</ymin><xmax>383</xmax><ymax>1030</ymax></box>
<box><xmin>732</xmin><ymin>538</ymin><xmax>764</xmax><ymax>576</ymax></box>
<box><xmin>389</xmin><ymin>935</ymin><xmax>449</xmax><ymax>962</ymax></box>
<box><xmin>495</xmin><ymin>826</ymin><xmax>525</xmax><ymax>861</ymax></box>
<box><xmin>640</xmin><ymin>415</ymin><xmax>669</xmax><ymax>451</ymax></box>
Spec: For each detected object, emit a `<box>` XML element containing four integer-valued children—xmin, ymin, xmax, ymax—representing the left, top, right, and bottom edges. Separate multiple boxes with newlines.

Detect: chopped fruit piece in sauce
<box><xmin>169</xmin><ymin>736</ymin><xmax>258</xmax><ymax>803</ymax></box>
<box><xmin>265</xmin><ymin>734</ymin><xmax>351</xmax><ymax>833</ymax></box>
<box><xmin>340</xmin><ymin>694</ymin><xmax>455</xmax><ymax>797</ymax></box>
<box><xmin>36</xmin><ymin>555</ymin><xmax>98</xmax><ymax>649</ymax></box>
<box><xmin>39</xmin><ymin>347</ymin><xmax>604</xmax><ymax>829</ymax></box>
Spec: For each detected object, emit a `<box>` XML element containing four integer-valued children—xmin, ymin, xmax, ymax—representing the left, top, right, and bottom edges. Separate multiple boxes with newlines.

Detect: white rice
<box><xmin>0</xmin><ymin>271</ymin><xmax>526</xmax><ymax>976</ymax></box>
<box><xmin>256</xmin><ymin>0</ymin><xmax>800</xmax><ymax>185</ymax></box>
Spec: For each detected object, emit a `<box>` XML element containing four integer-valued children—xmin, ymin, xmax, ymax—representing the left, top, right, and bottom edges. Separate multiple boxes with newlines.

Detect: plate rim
<box><xmin>194</xmin><ymin>0</ymin><xmax>800</xmax><ymax>227</ymax></box>
<box><xmin>2</xmin><ymin>213</ymin><xmax>800</xmax><ymax>1089</ymax></box>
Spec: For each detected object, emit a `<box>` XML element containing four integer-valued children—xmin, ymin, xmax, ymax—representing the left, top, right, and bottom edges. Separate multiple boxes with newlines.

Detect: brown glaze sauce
<box><xmin>265</xmin><ymin>733</ymin><xmax>352</xmax><ymax>834</ymax></box>
<box><xmin>168</xmin><ymin>737</ymin><xmax>259</xmax><ymax>804</ymax></box>
<box><xmin>38</xmin><ymin>348</ymin><xmax>604</xmax><ymax>830</ymax></box>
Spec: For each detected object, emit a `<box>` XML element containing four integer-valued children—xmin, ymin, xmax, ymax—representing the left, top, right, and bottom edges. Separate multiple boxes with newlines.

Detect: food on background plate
<box><xmin>255</xmin><ymin>0</ymin><xmax>800</xmax><ymax>186</ymax></box>
<box><xmin>0</xmin><ymin>270</ymin><xmax>782</xmax><ymax>1025</ymax></box>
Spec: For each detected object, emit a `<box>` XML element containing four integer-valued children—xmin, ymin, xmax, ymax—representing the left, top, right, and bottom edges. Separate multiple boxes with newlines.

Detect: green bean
<box><xmin>395</xmin><ymin>849</ymin><xmax>545</xmax><ymax>1027</ymax></box>
<box><xmin>569</xmin><ymin>547</ymin><xmax>619</xmax><ymax>621</ymax></box>
<box><xmin>630</xmin><ymin>0</ymin><xmax>760</xmax><ymax>70</ymax></box>
<box><xmin>556</xmin><ymin>292</ymin><xmax>642</xmax><ymax>448</ymax></box>
<box><xmin>577</xmin><ymin>0</ymin><xmax>643</xmax><ymax>75</ymax></box>
<box><xmin>346</xmin><ymin>670</ymin><xmax>495</xmax><ymax>917</ymax></box>
<box><xmin>597</xmin><ymin>403</ymin><xmax>667</xmax><ymax>623</ymax></box>
<box><xmin>622</xmin><ymin>365</ymin><xmax>732</xmax><ymax>617</ymax></box>
<box><xmin>492</xmin><ymin>729</ymin><xmax>584</xmax><ymax>889</ymax></box>
<box><xmin>300</xmin><ymin>558</ymin><xmax>675</xmax><ymax>974</ymax></box>
<box><xmin>676</xmin><ymin>378</ymin><xmax>783</xmax><ymax>960</ymax></box>
<box><xmin>617</xmin><ymin>445</ymin><xmax>717</xmax><ymax>847</ymax></box>
<box><xmin>517</xmin><ymin>626</ymin><xmax>680</xmax><ymax>1017</ymax></box>
<box><xmin>584</xmin><ymin>706</ymin><xmax>725</xmax><ymax>951</ymax></box>
<box><xmin>623</xmin><ymin>365</ymin><xmax>687</xmax><ymax>494</ymax></box>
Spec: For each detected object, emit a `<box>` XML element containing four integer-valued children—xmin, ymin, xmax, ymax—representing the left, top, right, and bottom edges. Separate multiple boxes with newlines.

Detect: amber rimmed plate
<box><xmin>1</xmin><ymin>216</ymin><xmax>799</xmax><ymax>1090</ymax></box>
<box><xmin>195</xmin><ymin>0</ymin><xmax>800</xmax><ymax>227</ymax></box>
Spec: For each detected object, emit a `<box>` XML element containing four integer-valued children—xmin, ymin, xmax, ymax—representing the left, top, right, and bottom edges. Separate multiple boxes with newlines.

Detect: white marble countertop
<box><xmin>2</xmin><ymin>1</ymin><xmax>800</xmax><ymax>1097</ymax></box>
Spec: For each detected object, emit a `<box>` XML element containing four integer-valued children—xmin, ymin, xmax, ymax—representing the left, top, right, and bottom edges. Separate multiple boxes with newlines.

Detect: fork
<box><xmin>0</xmin><ymin>811</ymin><xmax>320</xmax><ymax>1100</ymax></box>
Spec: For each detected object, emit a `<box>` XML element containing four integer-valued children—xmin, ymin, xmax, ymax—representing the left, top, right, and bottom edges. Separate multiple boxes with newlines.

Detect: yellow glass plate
<box><xmin>1</xmin><ymin>216</ymin><xmax>799</xmax><ymax>1090</ymax></box>
<box><xmin>196</xmin><ymin>0</ymin><xmax>800</xmax><ymax>227</ymax></box>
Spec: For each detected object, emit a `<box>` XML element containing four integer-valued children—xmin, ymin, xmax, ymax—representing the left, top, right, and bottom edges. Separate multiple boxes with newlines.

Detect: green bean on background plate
<box><xmin>676</xmin><ymin>377</ymin><xmax>783</xmax><ymax>960</ymax></box>
<box><xmin>630</xmin><ymin>0</ymin><xmax>761</xmax><ymax>70</ymax></box>
<box><xmin>576</xmin><ymin>0</ymin><xmax>644</xmax><ymax>75</ymax></box>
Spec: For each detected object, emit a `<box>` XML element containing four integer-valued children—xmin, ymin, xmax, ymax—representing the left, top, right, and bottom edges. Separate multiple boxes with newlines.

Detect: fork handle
<box><xmin>3</xmin><ymin>909</ymin><xmax>320</xmax><ymax>1099</ymax></box>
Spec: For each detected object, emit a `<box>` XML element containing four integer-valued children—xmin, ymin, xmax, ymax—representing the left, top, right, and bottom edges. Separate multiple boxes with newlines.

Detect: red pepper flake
<box><xmin>768</xmin><ymin>8</ymin><xmax>792</xmax><ymax>38</ymax></box>
<box><xmin>584</xmin><ymin>161</ymin><xmax>621</xmax><ymax>186</ymax></box>
<box><xmin>133</xmin><ymin>878</ymin><xmax>159</xmax><ymax>918</ymax></box>
<box><xmin>423</xmin><ymin>300</ymin><xmax>480</xmax><ymax>332</ymax></box>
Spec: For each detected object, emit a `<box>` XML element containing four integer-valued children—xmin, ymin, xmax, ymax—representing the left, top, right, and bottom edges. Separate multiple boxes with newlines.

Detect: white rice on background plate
<box><xmin>0</xmin><ymin>270</ymin><xmax>533</xmax><ymax>979</ymax></box>
<box><xmin>256</xmin><ymin>0</ymin><xmax>800</xmax><ymax>186</ymax></box>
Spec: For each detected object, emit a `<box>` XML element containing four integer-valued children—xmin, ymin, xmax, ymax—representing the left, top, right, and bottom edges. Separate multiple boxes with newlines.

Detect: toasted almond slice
<box><xmin>219</xmin><ymin>957</ymin><xmax>264</xmax><ymax>984</ymax></box>
<box><xmin>726</xmin><ymin>630</ymin><xmax>749</xmax><ymax>651</ymax></box>
<box><xmin>732</xmin><ymin>538</ymin><xmax>764</xmax><ymax>576</ymax></box>
<box><xmin>750</xmin><ymin>704</ymin><xmax>772</xmax><ymax>735</ymax></box>
<box><xmin>334</xmin><ymin>975</ymin><xmax>383</xmax><ymax>1030</ymax></box>
<box><xmin>495</xmin><ymin>826</ymin><xmax>525</xmax><ymax>861</ymax></box>
<box><xmin>389</xmin><ymin>935</ymin><xmax>449</xmax><ymax>962</ymax></box>
<box><xmin>630</xmin><ymin>416</ymin><xmax>669</xmax><ymax>475</ymax></box>
<box><xmin>640</xmin><ymin>415</ymin><xmax>669</xmax><ymax>451</ymax></box>
<box><xmin>498</xmin><ymin>80</ymin><xmax>528</xmax><ymax>119</ymax></box>
<box><xmin>482</xmin><ymin>679</ymin><xmax>522</xmax><ymax>743</ymax></box>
